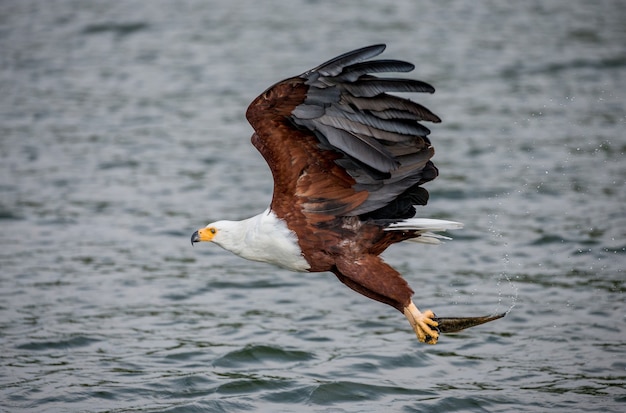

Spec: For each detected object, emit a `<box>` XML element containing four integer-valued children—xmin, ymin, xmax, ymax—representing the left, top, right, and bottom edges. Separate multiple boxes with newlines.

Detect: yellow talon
<box><xmin>403</xmin><ymin>302</ymin><xmax>440</xmax><ymax>344</ymax></box>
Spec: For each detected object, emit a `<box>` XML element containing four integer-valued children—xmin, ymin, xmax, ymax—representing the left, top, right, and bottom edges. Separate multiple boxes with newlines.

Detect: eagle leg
<box><xmin>403</xmin><ymin>301</ymin><xmax>439</xmax><ymax>344</ymax></box>
<box><xmin>333</xmin><ymin>255</ymin><xmax>442</xmax><ymax>344</ymax></box>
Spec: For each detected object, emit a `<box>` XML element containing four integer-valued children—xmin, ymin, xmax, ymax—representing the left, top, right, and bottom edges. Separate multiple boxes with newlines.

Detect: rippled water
<box><xmin>1</xmin><ymin>1</ymin><xmax>625</xmax><ymax>412</ymax></box>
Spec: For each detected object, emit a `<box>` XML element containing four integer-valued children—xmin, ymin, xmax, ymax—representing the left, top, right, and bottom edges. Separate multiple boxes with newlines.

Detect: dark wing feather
<box><xmin>341</xmin><ymin>94</ymin><xmax>441</xmax><ymax>123</ymax></box>
<box><xmin>307</xmin><ymin>44</ymin><xmax>387</xmax><ymax>77</ymax></box>
<box><xmin>333</xmin><ymin>60</ymin><xmax>415</xmax><ymax>82</ymax></box>
<box><xmin>246</xmin><ymin>44</ymin><xmax>440</xmax><ymax>221</ymax></box>
<box><xmin>342</xmin><ymin>77</ymin><xmax>435</xmax><ymax>97</ymax></box>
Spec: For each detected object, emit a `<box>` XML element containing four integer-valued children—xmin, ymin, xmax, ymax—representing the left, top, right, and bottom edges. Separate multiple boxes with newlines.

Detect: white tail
<box><xmin>384</xmin><ymin>218</ymin><xmax>464</xmax><ymax>245</ymax></box>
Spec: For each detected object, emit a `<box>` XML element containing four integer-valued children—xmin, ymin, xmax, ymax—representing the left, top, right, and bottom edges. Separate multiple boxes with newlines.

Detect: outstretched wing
<box><xmin>246</xmin><ymin>44</ymin><xmax>440</xmax><ymax>222</ymax></box>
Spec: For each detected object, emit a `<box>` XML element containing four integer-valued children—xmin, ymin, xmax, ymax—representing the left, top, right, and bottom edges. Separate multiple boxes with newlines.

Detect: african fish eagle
<box><xmin>191</xmin><ymin>45</ymin><xmax>503</xmax><ymax>344</ymax></box>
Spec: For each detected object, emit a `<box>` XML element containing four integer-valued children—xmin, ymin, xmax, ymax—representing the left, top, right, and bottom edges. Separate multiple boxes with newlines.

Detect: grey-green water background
<box><xmin>1</xmin><ymin>1</ymin><xmax>624</xmax><ymax>412</ymax></box>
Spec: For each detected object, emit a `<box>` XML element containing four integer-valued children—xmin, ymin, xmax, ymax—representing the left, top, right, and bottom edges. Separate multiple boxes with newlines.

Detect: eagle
<box><xmin>191</xmin><ymin>44</ymin><xmax>503</xmax><ymax>344</ymax></box>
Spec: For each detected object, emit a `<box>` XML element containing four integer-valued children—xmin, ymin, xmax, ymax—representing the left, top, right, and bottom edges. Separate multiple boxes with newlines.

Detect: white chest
<box><xmin>217</xmin><ymin>210</ymin><xmax>311</xmax><ymax>272</ymax></box>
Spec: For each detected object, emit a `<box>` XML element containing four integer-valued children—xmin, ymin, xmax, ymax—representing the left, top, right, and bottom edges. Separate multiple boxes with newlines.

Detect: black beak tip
<box><xmin>191</xmin><ymin>230</ymin><xmax>200</xmax><ymax>246</ymax></box>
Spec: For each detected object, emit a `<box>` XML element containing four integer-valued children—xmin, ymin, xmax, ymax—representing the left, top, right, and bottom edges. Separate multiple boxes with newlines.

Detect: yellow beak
<box><xmin>190</xmin><ymin>227</ymin><xmax>214</xmax><ymax>245</ymax></box>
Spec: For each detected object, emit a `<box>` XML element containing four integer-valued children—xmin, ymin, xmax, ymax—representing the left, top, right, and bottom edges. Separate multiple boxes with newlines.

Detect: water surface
<box><xmin>1</xmin><ymin>1</ymin><xmax>625</xmax><ymax>412</ymax></box>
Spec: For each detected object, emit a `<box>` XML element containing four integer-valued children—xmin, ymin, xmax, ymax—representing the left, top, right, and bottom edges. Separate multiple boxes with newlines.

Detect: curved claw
<box><xmin>403</xmin><ymin>302</ymin><xmax>440</xmax><ymax>344</ymax></box>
